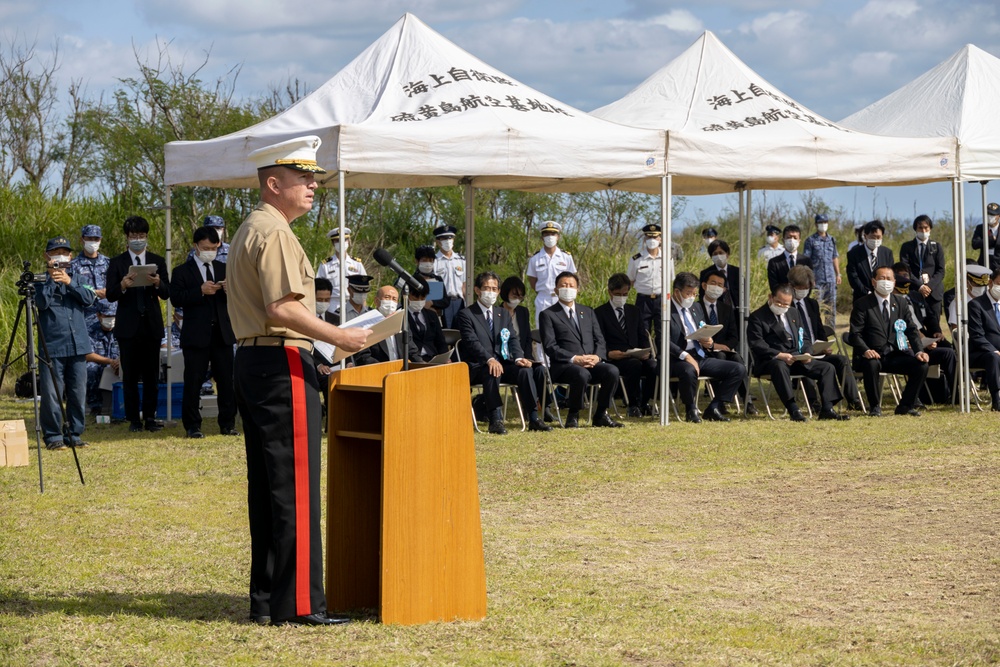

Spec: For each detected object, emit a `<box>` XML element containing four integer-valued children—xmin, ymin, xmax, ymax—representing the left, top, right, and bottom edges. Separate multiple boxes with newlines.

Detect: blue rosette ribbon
<box><xmin>894</xmin><ymin>319</ymin><xmax>908</xmax><ymax>351</ymax></box>
<box><xmin>500</xmin><ymin>327</ymin><xmax>511</xmax><ymax>360</ymax></box>
<box><xmin>797</xmin><ymin>326</ymin><xmax>804</xmax><ymax>353</ymax></box>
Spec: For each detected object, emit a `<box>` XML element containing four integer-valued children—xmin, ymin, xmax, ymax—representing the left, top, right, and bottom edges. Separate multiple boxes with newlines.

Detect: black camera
<box><xmin>16</xmin><ymin>261</ymin><xmax>47</xmax><ymax>290</ymax></box>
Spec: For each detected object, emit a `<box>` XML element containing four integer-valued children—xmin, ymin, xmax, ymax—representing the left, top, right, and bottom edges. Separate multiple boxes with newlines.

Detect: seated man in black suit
<box><xmin>669</xmin><ymin>272</ymin><xmax>746</xmax><ymax>423</ymax></box>
<box><xmin>170</xmin><ymin>226</ymin><xmax>238</xmax><ymax>438</ymax></box>
<box><xmin>747</xmin><ymin>284</ymin><xmax>848</xmax><ymax>422</ymax></box>
<box><xmin>699</xmin><ymin>239</ymin><xmax>740</xmax><ymax>309</ymax></box>
<box><xmin>848</xmin><ymin>265</ymin><xmax>929</xmax><ymax>416</ymax></box>
<box><xmin>846</xmin><ymin>219</ymin><xmax>894</xmax><ymax>302</ymax></box>
<box><xmin>539</xmin><ymin>271</ymin><xmax>623</xmax><ymax>429</ymax></box>
<box><xmin>407</xmin><ymin>279</ymin><xmax>448</xmax><ymax>362</ymax></box>
<box><xmin>457</xmin><ymin>271</ymin><xmax>550</xmax><ymax>434</ymax></box>
<box><xmin>966</xmin><ymin>267</ymin><xmax>1000</xmax><ymax>411</ymax></box>
<box><xmin>594</xmin><ymin>273</ymin><xmax>657</xmax><ymax>418</ymax></box>
<box><xmin>767</xmin><ymin>224</ymin><xmax>812</xmax><ymax>293</ymax></box>
<box><xmin>699</xmin><ymin>269</ymin><xmax>756</xmax><ymax>415</ymax></box>
<box><xmin>787</xmin><ymin>265</ymin><xmax>863</xmax><ymax>410</ymax></box>
<box><xmin>892</xmin><ymin>266</ymin><xmax>955</xmax><ymax>405</ymax></box>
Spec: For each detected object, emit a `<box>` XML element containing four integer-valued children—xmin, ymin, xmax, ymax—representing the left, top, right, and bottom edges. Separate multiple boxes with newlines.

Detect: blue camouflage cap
<box><xmin>80</xmin><ymin>225</ymin><xmax>102</xmax><ymax>238</ymax></box>
<box><xmin>202</xmin><ymin>215</ymin><xmax>225</xmax><ymax>228</ymax></box>
<box><xmin>98</xmin><ymin>301</ymin><xmax>118</xmax><ymax>316</ymax></box>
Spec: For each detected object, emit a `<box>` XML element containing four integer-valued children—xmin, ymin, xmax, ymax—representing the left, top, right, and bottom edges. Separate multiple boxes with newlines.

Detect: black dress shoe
<box><xmin>894</xmin><ymin>405</ymin><xmax>921</xmax><ymax>417</ymax></box>
<box><xmin>129</xmin><ymin>422</ymin><xmax>143</xmax><ymax>433</ymax></box>
<box><xmin>992</xmin><ymin>401</ymin><xmax>1000</xmax><ymax>413</ymax></box>
<box><xmin>249</xmin><ymin>614</ymin><xmax>270</xmax><ymax>626</ymax></box>
<box><xmin>271</xmin><ymin>612</ymin><xmax>351</xmax><ymax>626</ymax></box>
<box><xmin>220</xmin><ymin>428</ymin><xmax>241</xmax><ymax>436</ymax></box>
<box><xmin>592</xmin><ymin>412</ymin><xmax>624</xmax><ymax>428</ymax></box>
<box><xmin>627</xmin><ymin>406</ymin><xmax>642</xmax><ymax>418</ymax></box>
<box><xmin>788</xmin><ymin>407</ymin><xmax>808</xmax><ymax>422</ymax></box>
<box><xmin>528</xmin><ymin>419</ymin><xmax>553</xmax><ymax>432</ymax></box>
<box><xmin>868</xmin><ymin>406</ymin><xmax>883</xmax><ymax>417</ymax></box>
<box><xmin>487</xmin><ymin>420</ymin><xmax>508</xmax><ymax>435</ymax></box>
<box><xmin>818</xmin><ymin>408</ymin><xmax>849</xmax><ymax>421</ymax></box>
<box><xmin>543</xmin><ymin>408</ymin><xmax>557</xmax><ymax>423</ymax></box>
<box><xmin>686</xmin><ymin>408</ymin><xmax>702</xmax><ymax>424</ymax></box>
<box><xmin>744</xmin><ymin>403</ymin><xmax>758</xmax><ymax>416</ymax></box>
<box><xmin>848</xmin><ymin>401</ymin><xmax>865</xmax><ymax>411</ymax></box>
<box><xmin>144</xmin><ymin>420</ymin><xmax>164</xmax><ymax>432</ymax></box>
<box><xmin>564</xmin><ymin>414</ymin><xmax>580</xmax><ymax>428</ymax></box>
<box><xmin>186</xmin><ymin>429</ymin><xmax>205</xmax><ymax>439</ymax></box>
<box><xmin>703</xmin><ymin>406</ymin><xmax>730</xmax><ymax>422</ymax></box>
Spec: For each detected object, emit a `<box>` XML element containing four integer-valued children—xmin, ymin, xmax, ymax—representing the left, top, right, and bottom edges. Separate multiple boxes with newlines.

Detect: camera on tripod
<box><xmin>16</xmin><ymin>261</ymin><xmax>48</xmax><ymax>289</ymax></box>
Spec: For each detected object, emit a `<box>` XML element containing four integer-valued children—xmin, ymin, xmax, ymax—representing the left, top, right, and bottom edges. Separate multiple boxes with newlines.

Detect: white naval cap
<box><xmin>248</xmin><ymin>135</ymin><xmax>327</xmax><ymax>174</ymax></box>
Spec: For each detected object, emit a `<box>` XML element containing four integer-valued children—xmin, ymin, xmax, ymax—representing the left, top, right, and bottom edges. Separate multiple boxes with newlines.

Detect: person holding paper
<box><xmin>699</xmin><ymin>270</ymin><xmax>756</xmax><ymax>416</ymax></box>
<box><xmin>747</xmin><ymin>284</ymin><xmax>847</xmax><ymax>422</ymax></box>
<box><xmin>105</xmin><ymin>215</ymin><xmax>170</xmax><ymax>433</ymax></box>
<box><xmin>847</xmin><ymin>266</ymin><xmax>928</xmax><ymax>417</ymax></box>
<box><xmin>408</xmin><ymin>280</ymin><xmax>448</xmax><ymax>362</ymax></box>
<box><xmin>228</xmin><ymin>135</ymin><xmax>370</xmax><ymax>627</ymax></box>
<box><xmin>668</xmin><ymin>272</ymin><xmax>745</xmax><ymax>423</ymax></box>
<box><xmin>413</xmin><ymin>245</ymin><xmax>450</xmax><ymax>318</ymax></box>
<box><xmin>594</xmin><ymin>273</ymin><xmax>657</xmax><ymax>418</ymax></box>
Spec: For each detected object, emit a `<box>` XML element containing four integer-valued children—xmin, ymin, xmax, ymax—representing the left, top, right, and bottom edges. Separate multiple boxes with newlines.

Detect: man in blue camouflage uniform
<box><xmin>187</xmin><ymin>215</ymin><xmax>230</xmax><ymax>263</ymax></box>
<box><xmin>86</xmin><ymin>301</ymin><xmax>120</xmax><ymax>415</ymax></box>
<box><xmin>802</xmin><ymin>214</ymin><xmax>841</xmax><ymax>326</ymax></box>
<box><xmin>70</xmin><ymin>224</ymin><xmax>110</xmax><ymax>333</ymax></box>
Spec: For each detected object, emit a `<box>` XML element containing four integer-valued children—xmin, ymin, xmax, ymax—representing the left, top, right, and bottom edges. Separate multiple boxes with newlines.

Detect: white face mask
<box><xmin>542</xmin><ymin>235</ymin><xmax>558</xmax><ymax>249</ymax></box>
<box><xmin>316</xmin><ymin>301</ymin><xmax>330</xmax><ymax>316</ymax></box>
<box><xmin>915</xmin><ymin>231</ymin><xmax>930</xmax><ymax>243</ymax></box>
<box><xmin>645</xmin><ymin>237</ymin><xmax>660</xmax><ymax>251</ymax></box>
<box><xmin>506</xmin><ymin>298</ymin><xmax>521</xmax><ymax>309</ymax></box>
<box><xmin>678</xmin><ymin>295</ymin><xmax>696</xmax><ymax>310</ymax></box>
<box><xmin>378</xmin><ymin>299</ymin><xmax>397</xmax><ymax>317</ymax></box>
<box><xmin>197</xmin><ymin>250</ymin><xmax>217</xmax><ymax>264</ymax></box>
<box><xmin>784</xmin><ymin>238</ymin><xmax>799</xmax><ymax>253</ymax></box>
<box><xmin>767</xmin><ymin>234</ymin><xmax>778</xmax><ymax>245</ymax></box>
<box><xmin>793</xmin><ymin>288</ymin><xmax>810</xmax><ymax>300</ymax></box>
<box><xmin>990</xmin><ymin>216</ymin><xmax>1000</xmax><ymax>228</ymax></box>
<box><xmin>816</xmin><ymin>223</ymin><xmax>828</xmax><ymax>234</ymax></box>
<box><xmin>334</xmin><ymin>241</ymin><xmax>348</xmax><ymax>256</ymax></box>
<box><xmin>83</xmin><ymin>241</ymin><xmax>101</xmax><ymax>255</ymax></box>
<box><xmin>407</xmin><ymin>299</ymin><xmax>426</xmax><ymax>313</ymax></box>
<box><xmin>712</xmin><ymin>254</ymin><xmax>728</xmax><ymax>268</ymax></box>
<box><xmin>971</xmin><ymin>285</ymin><xmax>988</xmax><ymax>298</ymax></box>
<box><xmin>769</xmin><ymin>303</ymin><xmax>789</xmax><ymax>317</ymax></box>
<box><xmin>350</xmin><ymin>291</ymin><xmax>367</xmax><ymax>306</ymax></box>
<box><xmin>439</xmin><ymin>238</ymin><xmax>454</xmax><ymax>252</ymax></box>
<box><xmin>704</xmin><ymin>285</ymin><xmax>725</xmax><ymax>301</ymax></box>
<box><xmin>703</xmin><ymin>237</ymin><xmax>715</xmax><ymax>247</ymax></box>
<box><xmin>866</xmin><ymin>237</ymin><xmax>882</xmax><ymax>251</ymax></box>
<box><xmin>557</xmin><ymin>287</ymin><xmax>577</xmax><ymax>303</ymax></box>
<box><xmin>417</xmin><ymin>261</ymin><xmax>435</xmax><ymax>274</ymax></box>
<box><xmin>990</xmin><ymin>284</ymin><xmax>1000</xmax><ymax>302</ymax></box>
<box><xmin>610</xmin><ymin>295</ymin><xmax>628</xmax><ymax>308</ymax></box>
<box><xmin>100</xmin><ymin>317</ymin><xmax>115</xmax><ymax>329</ymax></box>
<box><xmin>874</xmin><ymin>280</ymin><xmax>895</xmax><ymax>297</ymax></box>
<box><xmin>478</xmin><ymin>290</ymin><xmax>498</xmax><ymax>308</ymax></box>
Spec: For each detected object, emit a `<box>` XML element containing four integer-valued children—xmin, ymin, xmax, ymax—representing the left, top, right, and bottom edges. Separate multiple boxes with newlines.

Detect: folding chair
<box><xmin>840</xmin><ymin>332</ymin><xmax>904</xmax><ymax>411</ymax></box>
<box><xmin>470</xmin><ymin>383</ymin><xmax>527</xmax><ymax>433</ymax></box>
<box><xmin>442</xmin><ymin>328</ymin><xmax>461</xmax><ymax>361</ymax></box>
<box><xmin>749</xmin><ymin>358</ymin><xmax>813</xmax><ymax>420</ymax></box>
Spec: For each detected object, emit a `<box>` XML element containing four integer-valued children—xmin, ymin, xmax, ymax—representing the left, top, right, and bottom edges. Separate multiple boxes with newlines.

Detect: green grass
<box><xmin>0</xmin><ymin>398</ymin><xmax>998</xmax><ymax>666</ymax></box>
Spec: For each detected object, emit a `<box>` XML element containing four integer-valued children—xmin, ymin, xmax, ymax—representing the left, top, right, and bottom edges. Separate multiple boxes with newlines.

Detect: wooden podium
<box><xmin>325</xmin><ymin>360</ymin><xmax>487</xmax><ymax>625</ymax></box>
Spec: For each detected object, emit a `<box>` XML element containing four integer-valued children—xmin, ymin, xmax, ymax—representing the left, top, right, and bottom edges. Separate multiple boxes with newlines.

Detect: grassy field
<box><xmin>0</xmin><ymin>398</ymin><xmax>997</xmax><ymax>666</ymax></box>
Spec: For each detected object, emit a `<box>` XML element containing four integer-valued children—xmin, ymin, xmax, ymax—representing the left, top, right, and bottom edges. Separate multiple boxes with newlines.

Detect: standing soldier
<box><xmin>627</xmin><ymin>223</ymin><xmax>665</xmax><ymax>347</ymax></box>
<box><xmin>70</xmin><ymin>224</ymin><xmax>110</xmax><ymax>334</ymax></box>
<box><xmin>316</xmin><ymin>227</ymin><xmax>366</xmax><ymax>313</ymax></box>
<box><xmin>527</xmin><ymin>221</ymin><xmax>576</xmax><ymax>327</ymax></box>
<box><xmin>433</xmin><ymin>225</ymin><xmax>466</xmax><ymax>328</ymax></box>
<box><xmin>802</xmin><ymin>214</ymin><xmax>841</xmax><ymax>325</ymax></box>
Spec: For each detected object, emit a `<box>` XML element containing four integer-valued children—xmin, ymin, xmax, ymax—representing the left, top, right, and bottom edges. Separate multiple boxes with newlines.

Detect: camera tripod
<box><xmin>0</xmin><ymin>261</ymin><xmax>85</xmax><ymax>493</ymax></box>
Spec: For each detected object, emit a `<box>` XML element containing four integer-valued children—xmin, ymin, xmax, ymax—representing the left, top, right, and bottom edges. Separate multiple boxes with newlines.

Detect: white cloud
<box><xmin>850</xmin><ymin>0</ymin><xmax>920</xmax><ymax>25</ymax></box>
<box><xmin>647</xmin><ymin>9</ymin><xmax>703</xmax><ymax>33</ymax></box>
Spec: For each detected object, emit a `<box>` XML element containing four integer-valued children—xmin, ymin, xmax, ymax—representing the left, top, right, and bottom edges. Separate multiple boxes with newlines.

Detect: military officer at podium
<box><xmin>229</xmin><ymin>135</ymin><xmax>370</xmax><ymax>627</ymax></box>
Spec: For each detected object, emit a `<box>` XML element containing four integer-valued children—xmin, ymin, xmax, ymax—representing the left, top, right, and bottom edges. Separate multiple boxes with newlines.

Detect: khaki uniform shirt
<box><xmin>227</xmin><ymin>202</ymin><xmax>315</xmax><ymax>341</ymax></box>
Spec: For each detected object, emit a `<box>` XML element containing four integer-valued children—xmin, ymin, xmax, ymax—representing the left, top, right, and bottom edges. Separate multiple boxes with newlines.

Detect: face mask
<box><xmin>874</xmin><ymin>280</ymin><xmax>895</xmax><ymax>297</ymax></box>
<box><xmin>865</xmin><ymin>237</ymin><xmax>882</xmax><ymax>251</ymax></box>
<box><xmin>378</xmin><ymin>299</ymin><xmax>397</xmax><ymax>317</ymax></box>
<box><xmin>197</xmin><ymin>250</ymin><xmax>217</xmax><ymax>264</ymax></box>
<box><xmin>915</xmin><ymin>231</ymin><xmax>930</xmax><ymax>242</ymax></box>
<box><xmin>971</xmin><ymin>285</ymin><xmax>987</xmax><ymax>298</ymax></box>
<box><xmin>816</xmin><ymin>223</ymin><xmax>828</xmax><ymax>234</ymax></box>
<box><xmin>704</xmin><ymin>285</ymin><xmax>725</xmax><ymax>301</ymax></box>
<box><xmin>990</xmin><ymin>284</ymin><xmax>1000</xmax><ymax>302</ymax></box>
<box><xmin>793</xmin><ymin>288</ymin><xmax>810</xmax><ymax>300</ymax></box>
<box><xmin>990</xmin><ymin>216</ymin><xmax>1000</xmax><ymax>228</ymax></box>
<box><xmin>128</xmin><ymin>238</ymin><xmax>147</xmax><ymax>254</ymax></box>
<box><xmin>769</xmin><ymin>303</ymin><xmax>789</xmax><ymax>317</ymax></box>
<box><xmin>478</xmin><ymin>290</ymin><xmax>498</xmax><ymax>308</ymax></box>
<box><xmin>767</xmin><ymin>234</ymin><xmax>778</xmax><ymax>245</ymax></box>
<box><xmin>439</xmin><ymin>239</ymin><xmax>454</xmax><ymax>252</ymax></box>
<box><xmin>350</xmin><ymin>291</ymin><xmax>366</xmax><ymax>306</ymax></box>
<box><xmin>418</xmin><ymin>261</ymin><xmax>435</xmax><ymax>274</ymax></box>
<box><xmin>558</xmin><ymin>287</ymin><xmax>577</xmax><ymax>303</ymax></box>
<box><xmin>408</xmin><ymin>299</ymin><xmax>426</xmax><ymax>313</ymax></box>
<box><xmin>712</xmin><ymin>254</ymin><xmax>728</xmax><ymax>269</ymax></box>
<box><xmin>610</xmin><ymin>295</ymin><xmax>628</xmax><ymax>308</ymax></box>
<box><xmin>50</xmin><ymin>254</ymin><xmax>71</xmax><ymax>266</ymax></box>
<box><xmin>316</xmin><ymin>301</ymin><xmax>330</xmax><ymax>316</ymax></box>
<box><xmin>506</xmin><ymin>298</ymin><xmax>521</xmax><ymax>309</ymax></box>
<box><xmin>542</xmin><ymin>235</ymin><xmax>558</xmax><ymax>249</ymax></box>
<box><xmin>645</xmin><ymin>238</ymin><xmax>660</xmax><ymax>251</ymax></box>
<box><xmin>83</xmin><ymin>241</ymin><xmax>101</xmax><ymax>255</ymax></box>
<box><xmin>703</xmin><ymin>237</ymin><xmax>715</xmax><ymax>247</ymax></box>
<box><xmin>334</xmin><ymin>241</ymin><xmax>348</xmax><ymax>256</ymax></box>
<box><xmin>784</xmin><ymin>238</ymin><xmax>799</xmax><ymax>253</ymax></box>
<box><xmin>100</xmin><ymin>317</ymin><xmax>115</xmax><ymax>329</ymax></box>
<box><xmin>678</xmin><ymin>295</ymin><xmax>696</xmax><ymax>310</ymax></box>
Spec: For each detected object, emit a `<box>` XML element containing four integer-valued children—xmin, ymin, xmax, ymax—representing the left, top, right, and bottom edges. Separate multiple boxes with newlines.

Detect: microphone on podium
<box><xmin>373</xmin><ymin>248</ymin><xmax>424</xmax><ymax>294</ymax></box>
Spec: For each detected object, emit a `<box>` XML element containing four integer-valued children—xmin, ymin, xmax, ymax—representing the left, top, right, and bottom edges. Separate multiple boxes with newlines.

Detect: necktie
<box><xmin>871</xmin><ymin>252</ymin><xmax>878</xmax><ymax>271</ymax></box>
<box><xmin>788</xmin><ymin>254</ymin><xmax>795</xmax><ymax>269</ymax></box>
<box><xmin>413</xmin><ymin>312</ymin><xmax>425</xmax><ymax>338</ymax></box>
<box><xmin>994</xmin><ymin>303</ymin><xmax>1000</xmax><ymax>329</ymax></box>
<box><xmin>708</xmin><ymin>303</ymin><xmax>718</xmax><ymax>326</ymax></box>
<box><xmin>387</xmin><ymin>336</ymin><xmax>398</xmax><ymax>361</ymax></box>
<box><xmin>882</xmin><ymin>300</ymin><xmax>890</xmax><ymax>338</ymax></box>
<box><xmin>569</xmin><ymin>308</ymin><xmax>580</xmax><ymax>334</ymax></box>
<box><xmin>682</xmin><ymin>308</ymin><xmax>705</xmax><ymax>357</ymax></box>
<box><xmin>135</xmin><ymin>254</ymin><xmax>145</xmax><ymax>314</ymax></box>
<box><xmin>486</xmin><ymin>309</ymin><xmax>494</xmax><ymax>338</ymax></box>
<box><xmin>918</xmin><ymin>243</ymin><xmax>926</xmax><ymax>271</ymax></box>
<box><xmin>204</xmin><ymin>262</ymin><xmax>214</xmax><ymax>283</ymax></box>
<box><xmin>616</xmin><ymin>307</ymin><xmax>626</xmax><ymax>333</ymax></box>
<box><xmin>796</xmin><ymin>302</ymin><xmax>812</xmax><ymax>347</ymax></box>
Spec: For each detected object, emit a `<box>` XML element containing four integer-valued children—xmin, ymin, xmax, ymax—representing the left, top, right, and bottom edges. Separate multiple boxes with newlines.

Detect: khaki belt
<box><xmin>238</xmin><ymin>337</ymin><xmax>314</xmax><ymax>352</ymax></box>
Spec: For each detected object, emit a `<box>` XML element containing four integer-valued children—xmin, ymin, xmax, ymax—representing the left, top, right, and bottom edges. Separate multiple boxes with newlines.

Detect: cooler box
<box><xmin>111</xmin><ymin>383</ymin><xmax>183</xmax><ymax>420</ymax></box>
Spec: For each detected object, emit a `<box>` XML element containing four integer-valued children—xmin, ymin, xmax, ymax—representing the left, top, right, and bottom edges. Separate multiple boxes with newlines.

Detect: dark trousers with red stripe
<box><xmin>235</xmin><ymin>346</ymin><xmax>325</xmax><ymax>622</ymax></box>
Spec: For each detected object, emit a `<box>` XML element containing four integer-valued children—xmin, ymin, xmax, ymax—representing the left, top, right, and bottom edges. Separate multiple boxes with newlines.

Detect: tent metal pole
<box><xmin>958</xmin><ymin>180</ymin><xmax>971</xmax><ymax>413</ymax></box>
<box><xmin>738</xmin><ymin>186</ymin><xmax>749</xmax><ymax>366</ymax></box>
<box><xmin>953</xmin><ymin>179</ymin><xmax>969</xmax><ymax>412</ymax></box>
<box><xmin>659</xmin><ymin>174</ymin><xmax>671</xmax><ymax>426</ymax></box>
<box><xmin>165</xmin><ymin>185</ymin><xmax>174</xmax><ymax>425</ymax></box>
<box><xmin>338</xmin><ymin>171</ymin><xmax>347</xmax><ymax>318</ymax></box>
<box><xmin>465</xmin><ymin>183</ymin><xmax>475</xmax><ymax>302</ymax></box>
<box><xmin>743</xmin><ymin>189</ymin><xmax>752</xmax><ymax>367</ymax></box>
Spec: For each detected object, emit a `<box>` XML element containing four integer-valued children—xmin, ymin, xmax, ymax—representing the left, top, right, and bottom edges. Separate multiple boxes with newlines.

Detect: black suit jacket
<box><xmin>456</xmin><ymin>303</ymin><xmax>525</xmax><ymax>373</ymax></box>
<box><xmin>846</xmin><ymin>244</ymin><xmax>894</xmax><ymax>301</ymax></box>
<box><xmin>539</xmin><ymin>303</ymin><xmax>607</xmax><ymax>365</ymax></box>
<box><xmin>408</xmin><ymin>308</ymin><xmax>448</xmax><ymax>360</ymax></box>
<box><xmin>767</xmin><ymin>253</ymin><xmax>812</xmax><ymax>292</ymax></box>
<box><xmin>169</xmin><ymin>258</ymin><xmax>235</xmax><ymax>348</ymax></box>
<box><xmin>746</xmin><ymin>302</ymin><xmax>808</xmax><ymax>367</ymax></box>
<box><xmin>699</xmin><ymin>298</ymin><xmax>739</xmax><ymax>350</ymax></box>
<box><xmin>367</xmin><ymin>333</ymin><xmax>419</xmax><ymax>364</ymax></box>
<box><xmin>971</xmin><ymin>224</ymin><xmax>1000</xmax><ymax>270</ymax></box>
<box><xmin>698</xmin><ymin>264</ymin><xmax>740</xmax><ymax>309</ymax></box>
<box><xmin>898</xmin><ymin>239</ymin><xmax>945</xmax><ymax>302</ymax></box>
<box><xmin>968</xmin><ymin>293</ymin><xmax>1000</xmax><ymax>355</ymax></box>
<box><xmin>669</xmin><ymin>301</ymin><xmax>713</xmax><ymax>361</ymax></box>
<box><xmin>105</xmin><ymin>251</ymin><xmax>170</xmax><ymax>339</ymax></box>
<box><xmin>847</xmin><ymin>293</ymin><xmax>922</xmax><ymax>360</ymax></box>
<box><xmin>594</xmin><ymin>302</ymin><xmax>649</xmax><ymax>353</ymax></box>
<box><xmin>792</xmin><ymin>296</ymin><xmax>826</xmax><ymax>345</ymax></box>
<box><xmin>508</xmin><ymin>304</ymin><xmax>533</xmax><ymax>358</ymax></box>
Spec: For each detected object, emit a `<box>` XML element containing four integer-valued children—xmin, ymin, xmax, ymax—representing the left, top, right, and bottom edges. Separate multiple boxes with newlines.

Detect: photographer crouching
<box><xmin>35</xmin><ymin>236</ymin><xmax>96</xmax><ymax>450</ymax></box>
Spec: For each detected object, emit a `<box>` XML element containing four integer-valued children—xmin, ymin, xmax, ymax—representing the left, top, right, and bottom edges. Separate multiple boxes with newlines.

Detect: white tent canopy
<box><xmin>840</xmin><ymin>44</ymin><xmax>1000</xmax><ymax>182</ymax></box>
<box><xmin>592</xmin><ymin>31</ymin><xmax>956</xmax><ymax>195</ymax></box>
<box><xmin>164</xmin><ymin>13</ymin><xmax>665</xmax><ymax>192</ymax></box>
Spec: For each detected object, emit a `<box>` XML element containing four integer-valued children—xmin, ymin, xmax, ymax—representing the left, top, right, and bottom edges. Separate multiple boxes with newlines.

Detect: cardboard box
<box><xmin>4</xmin><ymin>439</ymin><xmax>28</xmax><ymax>467</ymax></box>
<box><xmin>0</xmin><ymin>419</ymin><xmax>28</xmax><ymax>467</ymax></box>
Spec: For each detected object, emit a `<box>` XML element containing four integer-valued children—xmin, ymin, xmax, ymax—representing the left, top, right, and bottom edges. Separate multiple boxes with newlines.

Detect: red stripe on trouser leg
<box><xmin>284</xmin><ymin>347</ymin><xmax>311</xmax><ymax>616</ymax></box>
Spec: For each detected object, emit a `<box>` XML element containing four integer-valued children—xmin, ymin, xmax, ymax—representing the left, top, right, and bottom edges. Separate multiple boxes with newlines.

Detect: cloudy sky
<box><xmin>3</xmin><ymin>0</ymin><xmax>999</xmax><ymax>226</ymax></box>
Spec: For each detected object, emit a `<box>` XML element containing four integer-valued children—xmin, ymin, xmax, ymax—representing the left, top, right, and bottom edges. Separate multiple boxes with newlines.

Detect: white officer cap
<box><xmin>249</xmin><ymin>135</ymin><xmax>327</xmax><ymax>173</ymax></box>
